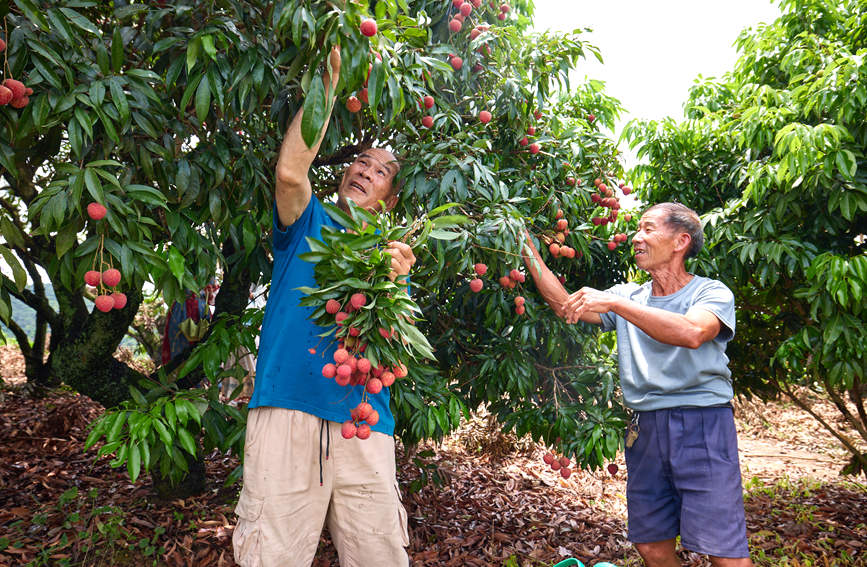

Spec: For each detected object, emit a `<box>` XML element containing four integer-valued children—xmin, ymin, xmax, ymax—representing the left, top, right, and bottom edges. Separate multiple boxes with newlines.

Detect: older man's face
<box><xmin>336</xmin><ymin>148</ymin><xmax>399</xmax><ymax>212</ymax></box>
<box><xmin>632</xmin><ymin>209</ymin><xmax>681</xmax><ymax>271</ymax></box>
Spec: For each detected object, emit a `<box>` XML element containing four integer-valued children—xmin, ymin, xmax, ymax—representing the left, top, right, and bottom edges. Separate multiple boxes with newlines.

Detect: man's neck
<box><xmin>648</xmin><ymin>264</ymin><xmax>694</xmax><ymax>296</ymax></box>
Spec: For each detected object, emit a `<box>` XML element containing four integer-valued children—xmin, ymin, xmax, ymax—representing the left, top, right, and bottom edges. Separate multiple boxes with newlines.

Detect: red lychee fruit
<box><xmin>380</xmin><ymin>370</ymin><xmax>396</xmax><ymax>387</ymax></box>
<box><xmin>479</xmin><ymin>110</ymin><xmax>492</xmax><ymax>124</ymax></box>
<box><xmin>555</xmin><ymin>209</ymin><xmax>564</xmax><ymax>219</ymax></box>
<box><xmin>346</xmin><ymin>96</ymin><xmax>362</xmax><ymax>113</ymax></box>
<box><xmin>356</xmin><ymin>402</ymin><xmax>373</xmax><ymax>421</ymax></box>
<box><xmin>587</xmin><ymin>113</ymin><xmax>596</xmax><ymax>123</ymax></box>
<box><xmin>422</xmin><ymin>115</ymin><xmax>434</xmax><ymax>128</ymax></box>
<box><xmin>454</xmin><ymin>13</ymin><xmax>465</xmax><ymax>23</ymax></box>
<box><xmin>2</xmin><ymin>79</ymin><xmax>25</xmax><ymax>101</ymax></box>
<box><xmin>497</xmin><ymin>11</ymin><xmax>506</xmax><ymax>20</ymax></box>
<box><xmin>335</xmin><ymin>311</ymin><xmax>349</xmax><ymax>325</ymax></box>
<box><xmin>509</xmin><ymin>269</ymin><xmax>525</xmax><ymax>283</ymax></box>
<box><xmin>498</xmin><ymin>276</ymin><xmax>511</xmax><ymax>288</ymax></box>
<box><xmin>337</xmin><ymin>363</ymin><xmax>352</xmax><ymax>379</ymax></box>
<box><xmin>560</xmin><ymin>467</ymin><xmax>572</xmax><ymax>479</ymax></box>
<box><xmin>94</xmin><ymin>295</ymin><xmax>114</xmax><ymax>313</ymax></box>
<box><xmin>366</xmin><ymin>409</ymin><xmax>380</xmax><ymax>426</ymax></box>
<box><xmin>325</xmin><ymin>299</ymin><xmax>341</xmax><ymax>314</ymax></box>
<box><xmin>559</xmin><ymin>456</ymin><xmax>570</xmax><ymax>468</ymax></box>
<box><xmin>335</xmin><ymin>372</ymin><xmax>351</xmax><ymax>387</ymax></box>
<box><xmin>533</xmin><ymin>110</ymin><xmax>542</xmax><ymax>120</ymax></box>
<box><xmin>334</xmin><ymin>348</ymin><xmax>350</xmax><ymax>364</ymax></box>
<box><xmin>500</xmin><ymin>3</ymin><xmax>510</xmax><ymax>12</ymax></box>
<box><xmin>322</xmin><ymin>363</ymin><xmax>337</xmax><ymax>379</ymax></box>
<box><xmin>607</xmin><ymin>463</ymin><xmax>619</xmax><ymax>476</ymax></box>
<box><xmin>341</xmin><ymin>420</ymin><xmax>357</xmax><ymax>439</ymax></box>
<box><xmin>518</xmin><ymin>136</ymin><xmax>528</xmax><ymax>146</ymax></box>
<box><xmin>393</xmin><ymin>363</ymin><xmax>408</xmax><ymax>378</ymax></box>
<box><xmin>87</xmin><ymin>202</ymin><xmax>107</xmax><ymax>220</ymax></box>
<box><xmin>623</xmin><ymin>214</ymin><xmax>632</xmax><ymax>222</ymax></box>
<box><xmin>378</xmin><ymin>327</ymin><xmax>392</xmax><ymax>340</ymax></box>
<box><xmin>474</xmin><ymin>263</ymin><xmax>487</xmax><ymax>276</ymax></box>
<box><xmin>515</xmin><ymin>305</ymin><xmax>525</xmax><ymax>315</ymax></box>
<box><xmin>360</xmin><ymin>18</ymin><xmax>378</xmax><ymax>37</ymax></box>
<box><xmin>423</xmin><ymin>95</ymin><xmax>434</xmax><ymax>109</ymax></box>
<box><xmin>566</xmin><ymin>177</ymin><xmax>576</xmax><ymax>186</ymax></box>
<box><xmin>84</xmin><ymin>270</ymin><xmax>101</xmax><ymax>287</ymax></box>
<box><xmin>556</xmin><ymin>219</ymin><xmax>568</xmax><ymax>231</ymax></box>
<box><xmin>102</xmin><ymin>268</ymin><xmax>121</xmax><ymax>287</ymax></box>
<box><xmin>543</xmin><ymin>452</ymin><xmax>555</xmax><ymax>465</ymax></box>
<box><xmin>0</xmin><ymin>39</ymin><xmax>5</xmax><ymax>53</ymax></box>
<box><xmin>527</xmin><ymin>125</ymin><xmax>536</xmax><ymax>136</ymax></box>
<box><xmin>529</xmin><ymin>143</ymin><xmax>540</xmax><ymax>154</ymax></box>
<box><xmin>366</xmin><ymin>377</ymin><xmax>383</xmax><ymax>394</ymax></box>
<box><xmin>356</xmin><ymin>423</ymin><xmax>371</xmax><ymax>440</ymax></box>
<box><xmin>548</xmin><ymin>243</ymin><xmax>560</xmax><ymax>257</ymax></box>
<box><xmin>607</xmin><ymin>241</ymin><xmax>618</xmax><ymax>251</ymax></box>
<box><xmin>356</xmin><ymin>358</ymin><xmax>371</xmax><ymax>374</ymax></box>
<box><xmin>111</xmin><ymin>292</ymin><xmax>127</xmax><ymax>310</ymax></box>
<box><xmin>0</xmin><ymin>86</ymin><xmax>12</xmax><ymax>106</ymax></box>
<box><xmin>460</xmin><ymin>2</ymin><xmax>472</xmax><ymax>15</ymax></box>
<box><xmin>450</xmin><ymin>56</ymin><xmax>463</xmax><ymax>71</ymax></box>
<box><xmin>550</xmin><ymin>460</ymin><xmax>561</xmax><ymax>471</ymax></box>
<box><xmin>449</xmin><ymin>18</ymin><xmax>462</xmax><ymax>33</ymax></box>
<box><xmin>359</xmin><ymin>88</ymin><xmax>369</xmax><ymax>103</ymax></box>
<box><xmin>514</xmin><ymin>296</ymin><xmax>525</xmax><ymax>307</ymax></box>
<box><xmin>350</xmin><ymin>292</ymin><xmax>367</xmax><ymax>310</ymax></box>
<box><xmin>469</xmin><ymin>28</ymin><xmax>481</xmax><ymax>40</ymax></box>
<box><xmin>12</xmin><ymin>96</ymin><xmax>31</xmax><ymax>108</ymax></box>
<box><xmin>469</xmin><ymin>278</ymin><xmax>483</xmax><ymax>293</ymax></box>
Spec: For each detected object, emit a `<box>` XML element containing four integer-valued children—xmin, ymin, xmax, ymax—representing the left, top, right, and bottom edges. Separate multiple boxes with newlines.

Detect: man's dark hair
<box><xmin>645</xmin><ymin>202</ymin><xmax>704</xmax><ymax>259</ymax></box>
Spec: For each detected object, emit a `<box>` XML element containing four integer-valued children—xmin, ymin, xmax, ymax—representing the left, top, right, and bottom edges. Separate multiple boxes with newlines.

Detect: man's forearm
<box><xmin>610</xmin><ymin>299</ymin><xmax>717</xmax><ymax>349</ymax></box>
<box><xmin>521</xmin><ymin>233</ymin><xmax>570</xmax><ymax>318</ymax></box>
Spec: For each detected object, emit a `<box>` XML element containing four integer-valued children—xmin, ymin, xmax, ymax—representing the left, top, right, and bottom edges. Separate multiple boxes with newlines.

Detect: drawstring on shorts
<box><xmin>318</xmin><ymin>418</ymin><xmax>331</xmax><ymax>486</ymax></box>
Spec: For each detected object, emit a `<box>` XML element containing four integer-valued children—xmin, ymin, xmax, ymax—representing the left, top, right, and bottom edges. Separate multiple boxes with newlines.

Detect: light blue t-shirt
<box><xmin>598</xmin><ymin>275</ymin><xmax>736</xmax><ymax>411</ymax></box>
<box><xmin>249</xmin><ymin>196</ymin><xmax>396</xmax><ymax>435</ymax></box>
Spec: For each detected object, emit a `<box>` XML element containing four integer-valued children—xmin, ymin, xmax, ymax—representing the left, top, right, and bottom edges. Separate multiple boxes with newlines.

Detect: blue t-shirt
<box><xmin>599</xmin><ymin>275</ymin><xmax>736</xmax><ymax>411</ymax></box>
<box><xmin>249</xmin><ymin>196</ymin><xmax>396</xmax><ymax>435</ymax></box>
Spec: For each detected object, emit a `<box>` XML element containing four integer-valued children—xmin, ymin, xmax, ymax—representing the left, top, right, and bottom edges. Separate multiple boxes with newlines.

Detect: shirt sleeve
<box><xmin>598</xmin><ymin>283</ymin><xmax>636</xmax><ymax>332</ymax></box>
<box><xmin>272</xmin><ymin>196</ymin><xmax>319</xmax><ymax>256</ymax></box>
<box><xmin>691</xmin><ymin>279</ymin><xmax>736</xmax><ymax>342</ymax></box>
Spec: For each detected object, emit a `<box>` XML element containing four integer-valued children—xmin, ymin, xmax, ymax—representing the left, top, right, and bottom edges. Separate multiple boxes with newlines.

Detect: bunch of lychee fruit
<box><xmin>319</xmin><ymin>293</ymin><xmax>410</xmax><ymax>440</ymax></box>
<box><xmin>542</xmin><ymin>451</ymin><xmax>573</xmax><ymax>479</ymax></box>
<box><xmin>0</xmin><ymin>38</ymin><xmax>33</xmax><ymax>109</ymax></box>
<box><xmin>84</xmin><ymin>202</ymin><xmax>126</xmax><ymax>312</ymax></box>
<box><xmin>467</xmin><ymin>263</ymin><xmax>527</xmax><ymax>315</ymax></box>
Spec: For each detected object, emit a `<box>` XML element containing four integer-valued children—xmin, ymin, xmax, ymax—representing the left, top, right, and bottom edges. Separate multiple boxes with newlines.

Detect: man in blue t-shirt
<box><xmin>233</xmin><ymin>47</ymin><xmax>416</xmax><ymax>567</ymax></box>
<box><xmin>523</xmin><ymin>203</ymin><xmax>753</xmax><ymax>567</ymax></box>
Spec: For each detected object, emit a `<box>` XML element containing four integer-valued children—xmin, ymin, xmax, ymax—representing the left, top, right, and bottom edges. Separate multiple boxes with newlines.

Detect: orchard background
<box><xmin>0</xmin><ymin>0</ymin><xmax>865</xmax><ymax>565</ymax></box>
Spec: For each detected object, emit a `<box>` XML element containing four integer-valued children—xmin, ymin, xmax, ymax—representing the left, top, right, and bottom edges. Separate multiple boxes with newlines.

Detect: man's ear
<box><xmin>673</xmin><ymin>232</ymin><xmax>691</xmax><ymax>253</ymax></box>
<box><xmin>384</xmin><ymin>192</ymin><xmax>399</xmax><ymax>211</ymax></box>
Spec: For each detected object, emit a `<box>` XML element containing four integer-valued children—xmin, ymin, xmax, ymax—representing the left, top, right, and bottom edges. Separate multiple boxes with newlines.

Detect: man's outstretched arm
<box><xmin>274</xmin><ymin>47</ymin><xmax>341</xmax><ymax>228</ymax></box>
<box><xmin>521</xmin><ymin>231</ymin><xmax>602</xmax><ymax>325</ymax></box>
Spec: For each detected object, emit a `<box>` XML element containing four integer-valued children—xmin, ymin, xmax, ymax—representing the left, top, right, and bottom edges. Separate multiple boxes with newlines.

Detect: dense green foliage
<box><xmin>1</xmin><ymin>0</ymin><xmax>638</xmax><ymax>488</ymax></box>
<box><xmin>625</xmin><ymin>0</ymin><xmax>867</xmax><ymax>475</ymax></box>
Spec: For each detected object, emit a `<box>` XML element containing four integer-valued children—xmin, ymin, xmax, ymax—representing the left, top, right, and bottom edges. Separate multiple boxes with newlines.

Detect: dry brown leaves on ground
<box><xmin>0</xmin><ymin>371</ymin><xmax>865</xmax><ymax>566</ymax></box>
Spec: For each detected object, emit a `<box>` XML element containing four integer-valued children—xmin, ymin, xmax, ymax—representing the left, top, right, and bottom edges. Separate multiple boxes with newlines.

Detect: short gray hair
<box><xmin>644</xmin><ymin>202</ymin><xmax>704</xmax><ymax>259</ymax></box>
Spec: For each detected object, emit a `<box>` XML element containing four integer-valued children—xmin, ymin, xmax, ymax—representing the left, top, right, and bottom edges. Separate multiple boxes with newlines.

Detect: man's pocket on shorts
<box><xmin>233</xmin><ymin>492</ymin><xmax>265</xmax><ymax>566</ymax></box>
<box><xmin>394</xmin><ymin>481</ymin><xmax>410</xmax><ymax>547</ymax></box>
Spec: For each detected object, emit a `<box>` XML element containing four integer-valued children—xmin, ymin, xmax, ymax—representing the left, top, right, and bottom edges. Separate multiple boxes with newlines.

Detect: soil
<box><xmin>1</xmin><ymin>345</ymin><xmax>865</xmax><ymax>566</ymax></box>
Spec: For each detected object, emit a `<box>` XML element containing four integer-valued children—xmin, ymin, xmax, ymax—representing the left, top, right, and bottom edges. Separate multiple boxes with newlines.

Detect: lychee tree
<box><xmin>2</xmin><ymin>0</ymin><xmax>637</xmax><ymax>488</ymax></box>
<box><xmin>624</xmin><ymin>0</ymin><xmax>867</xmax><ymax>476</ymax></box>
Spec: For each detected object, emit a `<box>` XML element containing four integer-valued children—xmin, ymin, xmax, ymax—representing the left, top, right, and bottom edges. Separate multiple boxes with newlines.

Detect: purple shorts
<box><xmin>625</xmin><ymin>405</ymin><xmax>750</xmax><ymax>558</ymax></box>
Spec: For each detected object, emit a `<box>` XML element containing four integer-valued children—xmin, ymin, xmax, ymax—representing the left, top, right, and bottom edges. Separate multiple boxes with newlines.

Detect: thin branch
<box><xmin>2</xmin><ymin>318</ymin><xmax>32</xmax><ymax>360</ymax></box>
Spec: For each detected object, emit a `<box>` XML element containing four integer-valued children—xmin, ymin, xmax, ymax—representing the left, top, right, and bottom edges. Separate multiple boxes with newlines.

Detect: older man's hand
<box><xmin>562</xmin><ymin>287</ymin><xmax>617</xmax><ymax>324</ymax></box>
<box><xmin>385</xmin><ymin>241</ymin><xmax>416</xmax><ymax>282</ymax></box>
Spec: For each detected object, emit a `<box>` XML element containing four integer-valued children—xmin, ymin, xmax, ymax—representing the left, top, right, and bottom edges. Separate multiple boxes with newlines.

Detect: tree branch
<box><xmin>2</xmin><ymin>318</ymin><xmax>32</xmax><ymax>360</ymax></box>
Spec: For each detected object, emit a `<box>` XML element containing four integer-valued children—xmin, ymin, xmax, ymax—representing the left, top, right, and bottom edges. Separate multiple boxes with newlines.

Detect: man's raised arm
<box><xmin>274</xmin><ymin>47</ymin><xmax>341</xmax><ymax>228</ymax></box>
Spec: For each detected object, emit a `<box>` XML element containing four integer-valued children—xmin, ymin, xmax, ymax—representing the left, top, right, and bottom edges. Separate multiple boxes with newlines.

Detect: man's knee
<box><xmin>635</xmin><ymin>539</ymin><xmax>679</xmax><ymax>567</ymax></box>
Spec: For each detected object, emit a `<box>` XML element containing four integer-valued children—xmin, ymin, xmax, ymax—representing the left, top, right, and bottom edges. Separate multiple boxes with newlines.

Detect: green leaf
<box><xmin>59</xmin><ymin>7</ymin><xmax>101</xmax><ymax>36</ymax></box>
<box><xmin>127</xmin><ymin>443</ymin><xmax>142</xmax><ymax>482</ymax></box>
<box><xmin>111</xmin><ymin>26</ymin><xmax>124</xmax><ymax>73</ymax></box>
<box><xmin>0</xmin><ymin>246</ymin><xmax>27</xmax><ymax>292</ymax></box>
<box><xmin>168</xmin><ymin>246</ymin><xmax>185</xmax><ymax>282</ymax></box>
<box><xmin>195</xmin><ymin>72</ymin><xmax>211</xmax><ymax>124</ymax></box>
<box><xmin>177</xmin><ymin>428</ymin><xmax>198</xmax><ymax>457</ymax></box>
<box><xmin>368</xmin><ymin>60</ymin><xmax>386</xmax><ymax>114</ymax></box>
<box><xmin>300</xmin><ymin>75</ymin><xmax>328</xmax><ymax>148</ymax></box>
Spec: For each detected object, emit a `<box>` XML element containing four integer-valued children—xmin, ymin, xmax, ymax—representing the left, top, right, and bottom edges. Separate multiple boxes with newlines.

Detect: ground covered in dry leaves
<box><xmin>1</xmin><ymin>345</ymin><xmax>865</xmax><ymax>567</ymax></box>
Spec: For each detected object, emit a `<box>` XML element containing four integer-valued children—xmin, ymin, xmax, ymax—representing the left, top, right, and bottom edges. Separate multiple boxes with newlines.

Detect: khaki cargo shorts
<box><xmin>232</xmin><ymin>408</ymin><xmax>410</xmax><ymax>567</ymax></box>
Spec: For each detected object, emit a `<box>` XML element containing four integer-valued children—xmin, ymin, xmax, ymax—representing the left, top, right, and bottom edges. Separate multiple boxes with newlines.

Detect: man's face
<box><xmin>336</xmin><ymin>148</ymin><xmax>399</xmax><ymax>212</ymax></box>
<box><xmin>632</xmin><ymin>209</ymin><xmax>682</xmax><ymax>271</ymax></box>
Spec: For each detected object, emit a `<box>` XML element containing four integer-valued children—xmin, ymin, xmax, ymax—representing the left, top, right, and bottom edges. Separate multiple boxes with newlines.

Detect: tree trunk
<box><xmin>49</xmin><ymin>287</ymin><xmax>148</xmax><ymax>408</ymax></box>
